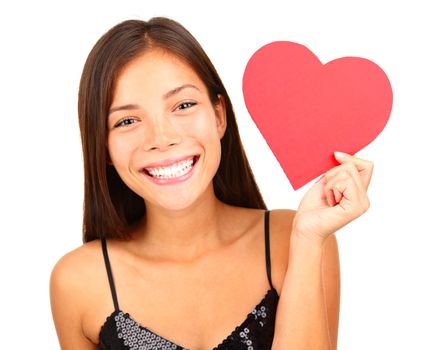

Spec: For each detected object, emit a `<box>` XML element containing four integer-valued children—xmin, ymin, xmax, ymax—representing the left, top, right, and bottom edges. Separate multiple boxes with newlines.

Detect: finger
<box><xmin>333</xmin><ymin>186</ymin><xmax>343</xmax><ymax>204</ymax></box>
<box><xmin>325</xmin><ymin>170</ymin><xmax>349</xmax><ymax>205</ymax></box>
<box><xmin>334</xmin><ymin>152</ymin><xmax>371</xmax><ymax>171</ymax></box>
<box><xmin>327</xmin><ymin>162</ymin><xmax>367</xmax><ymax>191</ymax></box>
<box><xmin>326</xmin><ymin>160</ymin><xmax>368</xmax><ymax>192</ymax></box>
<box><xmin>336</xmin><ymin>178</ymin><xmax>370</xmax><ymax>216</ymax></box>
<box><xmin>328</xmin><ymin>175</ymin><xmax>370</xmax><ymax>214</ymax></box>
<box><xmin>332</xmin><ymin>177</ymin><xmax>361</xmax><ymax>213</ymax></box>
<box><xmin>333</xmin><ymin>152</ymin><xmax>374</xmax><ymax>189</ymax></box>
<box><xmin>326</xmin><ymin>188</ymin><xmax>336</xmax><ymax>207</ymax></box>
<box><xmin>326</xmin><ymin>168</ymin><xmax>362</xmax><ymax>197</ymax></box>
<box><xmin>326</xmin><ymin>169</ymin><xmax>365</xmax><ymax>206</ymax></box>
<box><xmin>326</xmin><ymin>186</ymin><xmax>343</xmax><ymax>206</ymax></box>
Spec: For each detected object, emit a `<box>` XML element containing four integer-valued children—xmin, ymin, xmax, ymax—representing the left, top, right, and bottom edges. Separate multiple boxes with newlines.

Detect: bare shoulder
<box><xmin>267</xmin><ymin>208</ymin><xmax>297</xmax><ymax>294</ymax></box>
<box><xmin>268</xmin><ymin>208</ymin><xmax>297</xmax><ymax>233</ymax></box>
<box><xmin>50</xmin><ymin>241</ymin><xmax>103</xmax><ymax>349</ymax></box>
<box><xmin>50</xmin><ymin>240</ymin><xmax>102</xmax><ymax>294</ymax></box>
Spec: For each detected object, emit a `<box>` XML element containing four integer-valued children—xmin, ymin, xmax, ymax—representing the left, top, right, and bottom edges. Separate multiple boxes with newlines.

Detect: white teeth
<box><xmin>145</xmin><ymin>157</ymin><xmax>195</xmax><ymax>179</ymax></box>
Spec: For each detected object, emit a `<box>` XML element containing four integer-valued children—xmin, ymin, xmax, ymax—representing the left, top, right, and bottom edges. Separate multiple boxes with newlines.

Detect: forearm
<box><xmin>272</xmin><ymin>234</ymin><xmax>332</xmax><ymax>350</ymax></box>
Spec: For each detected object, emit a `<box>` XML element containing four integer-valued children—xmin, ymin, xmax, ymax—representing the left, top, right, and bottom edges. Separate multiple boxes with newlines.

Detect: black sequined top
<box><xmin>99</xmin><ymin>210</ymin><xmax>279</xmax><ymax>350</ymax></box>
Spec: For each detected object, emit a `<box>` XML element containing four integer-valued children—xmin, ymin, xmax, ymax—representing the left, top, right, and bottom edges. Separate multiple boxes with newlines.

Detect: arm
<box><xmin>50</xmin><ymin>253</ymin><xmax>98</xmax><ymax>350</ymax></box>
<box><xmin>272</xmin><ymin>233</ymin><xmax>340</xmax><ymax>350</ymax></box>
<box><xmin>272</xmin><ymin>152</ymin><xmax>372</xmax><ymax>349</ymax></box>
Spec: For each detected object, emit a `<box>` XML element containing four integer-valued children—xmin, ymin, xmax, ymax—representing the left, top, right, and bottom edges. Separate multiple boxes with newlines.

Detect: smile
<box><xmin>142</xmin><ymin>155</ymin><xmax>200</xmax><ymax>180</ymax></box>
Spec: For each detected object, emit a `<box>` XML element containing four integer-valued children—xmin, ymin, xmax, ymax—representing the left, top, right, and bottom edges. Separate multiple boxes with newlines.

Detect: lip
<box><xmin>142</xmin><ymin>154</ymin><xmax>198</xmax><ymax>170</ymax></box>
<box><xmin>140</xmin><ymin>155</ymin><xmax>200</xmax><ymax>186</ymax></box>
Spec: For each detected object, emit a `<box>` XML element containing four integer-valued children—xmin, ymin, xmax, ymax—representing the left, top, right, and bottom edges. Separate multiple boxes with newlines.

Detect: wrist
<box><xmin>288</xmin><ymin>230</ymin><xmax>325</xmax><ymax>264</ymax></box>
<box><xmin>290</xmin><ymin>229</ymin><xmax>326</xmax><ymax>249</ymax></box>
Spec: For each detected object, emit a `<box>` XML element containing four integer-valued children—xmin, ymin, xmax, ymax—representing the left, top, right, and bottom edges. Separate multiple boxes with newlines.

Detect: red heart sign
<box><xmin>242</xmin><ymin>41</ymin><xmax>393</xmax><ymax>190</ymax></box>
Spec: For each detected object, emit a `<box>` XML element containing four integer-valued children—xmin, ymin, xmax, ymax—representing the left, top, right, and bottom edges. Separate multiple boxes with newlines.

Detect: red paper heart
<box><xmin>242</xmin><ymin>41</ymin><xmax>393</xmax><ymax>190</ymax></box>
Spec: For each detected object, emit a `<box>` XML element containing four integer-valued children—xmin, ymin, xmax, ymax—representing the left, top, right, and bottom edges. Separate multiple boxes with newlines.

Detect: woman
<box><xmin>50</xmin><ymin>17</ymin><xmax>373</xmax><ymax>350</ymax></box>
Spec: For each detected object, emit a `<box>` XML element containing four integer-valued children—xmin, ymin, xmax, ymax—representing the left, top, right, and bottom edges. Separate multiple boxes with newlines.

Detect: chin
<box><xmin>151</xmin><ymin>201</ymin><xmax>198</xmax><ymax>213</ymax></box>
<box><xmin>147</xmin><ymin>183</ymin><xmax>216</xmax><ymax>213</ymax></box>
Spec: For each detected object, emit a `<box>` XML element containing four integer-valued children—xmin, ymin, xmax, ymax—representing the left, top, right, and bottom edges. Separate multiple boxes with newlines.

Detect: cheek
<box><xmin>189</xmin><ymin>110</ymin><xmax>220</xmax><ymax>141</ymax></box>
<box><xmin>107</xmin><ymin>134</ymin><xmax>134</xmax><ymax>169</ymax></box>
<box><xmin>191</xmin><ymin>113</ymin><xmax>222</xmax><ymax>167</ymax></box>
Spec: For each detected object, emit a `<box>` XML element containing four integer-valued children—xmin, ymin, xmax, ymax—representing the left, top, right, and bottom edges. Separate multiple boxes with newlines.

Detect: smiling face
<box><xmin>107</xmin><ymin>49</ymin><xmax>227</xmax><ymax>212</ymax></box>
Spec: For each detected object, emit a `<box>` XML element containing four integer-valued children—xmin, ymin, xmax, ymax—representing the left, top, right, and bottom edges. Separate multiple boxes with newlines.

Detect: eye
<box><xmin>176</xmin><ymin>101</ymin><xmax>197</xmax><ymax>111</ymax></box>
<box><xmin>114</xmin><ymin>117</ymin><xmax>138</xmax><ymax>128</ymax></box>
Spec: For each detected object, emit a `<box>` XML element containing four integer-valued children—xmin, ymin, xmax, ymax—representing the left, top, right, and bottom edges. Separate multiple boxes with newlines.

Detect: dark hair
<box><xmin>79</xmin><ymin>17</ymin><xmax>266</xmax><ymax>242</ymax></box>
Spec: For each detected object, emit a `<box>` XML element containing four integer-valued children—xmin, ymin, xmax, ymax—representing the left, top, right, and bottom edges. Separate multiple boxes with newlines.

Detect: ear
<box><xmin>214</xmin><ymin>94</ymin><xmax>227</xmax><ymax>139</ymax></box>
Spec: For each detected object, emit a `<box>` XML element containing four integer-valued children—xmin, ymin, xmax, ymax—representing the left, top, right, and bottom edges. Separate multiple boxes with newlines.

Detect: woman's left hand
<box><xmin>292</xmin><ymin>152</ymin><xmax>374</xmax><ymax>245</ymax></box>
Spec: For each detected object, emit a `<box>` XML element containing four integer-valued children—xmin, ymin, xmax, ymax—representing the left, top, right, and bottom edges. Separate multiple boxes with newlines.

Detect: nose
<box><xmin>143</xmin><ymin>117</ymin><xmax>182</xmax><ymax>152</ymax></box>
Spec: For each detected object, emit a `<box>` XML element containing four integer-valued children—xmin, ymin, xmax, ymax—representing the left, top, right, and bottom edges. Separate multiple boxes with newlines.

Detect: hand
<box><xmin>292</xmin><ymin>152</ymin><xmax>374</xmax><ymax>245</ymax></box>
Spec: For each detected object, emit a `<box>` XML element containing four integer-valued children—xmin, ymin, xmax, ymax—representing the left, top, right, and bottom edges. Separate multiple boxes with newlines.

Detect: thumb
<box><xmin>334</xmin><ymin>151</ymin><xmax>353</xmax><ymax>163</ymax></box>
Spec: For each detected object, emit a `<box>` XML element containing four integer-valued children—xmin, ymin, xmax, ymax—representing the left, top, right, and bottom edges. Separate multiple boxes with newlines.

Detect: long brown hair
<box><xmin>78</xmin><ymin>17</ymin><xmax>266</xmax><ymax>243</ymax></box>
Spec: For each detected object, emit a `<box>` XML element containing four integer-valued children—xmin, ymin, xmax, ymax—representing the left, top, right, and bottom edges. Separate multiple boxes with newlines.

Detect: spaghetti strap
<box><xmin>101</xmin><ymin>238</ymin><xmax>120</xmax><ymax>311</ymax></box>
<box><xmin>264</xmin><ymin>210</ymin><xmax>275</xmax><ymax>291</ymax></box>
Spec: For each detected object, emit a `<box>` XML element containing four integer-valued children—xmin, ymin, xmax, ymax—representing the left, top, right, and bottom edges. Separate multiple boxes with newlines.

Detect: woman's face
<box><xmin>107</xmin><ymin>49</ymin><xmax>226</xmax><ymax>211</ymax></box>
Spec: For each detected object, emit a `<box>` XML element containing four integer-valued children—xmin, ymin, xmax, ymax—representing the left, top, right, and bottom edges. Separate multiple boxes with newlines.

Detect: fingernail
<box><xmin>334</xmin><ymin>151</ymin><xmax>348</xmax><ymax>158</ymax></box>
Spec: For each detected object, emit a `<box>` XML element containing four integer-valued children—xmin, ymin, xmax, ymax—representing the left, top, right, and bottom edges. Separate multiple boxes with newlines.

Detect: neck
<box><xmin>134</xmin><ymin>190</ymin><xmax>231</xmax><ymax>262</ymax></box>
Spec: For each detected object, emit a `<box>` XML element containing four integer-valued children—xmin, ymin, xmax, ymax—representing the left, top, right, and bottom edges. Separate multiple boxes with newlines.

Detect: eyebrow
<box><xmin>109</xmin><ymin>84</ymin><xmax>201</xmax><ymax>116</ymax></box>
<box><xmin>162</xmin><ymin>84</ymin><xmax>200</xmax><ymax>99</ymax></box>
<box><xmin>109</xmin><ymin>103</ymin><xmax>141</xmax><ymax>115</ymax></box>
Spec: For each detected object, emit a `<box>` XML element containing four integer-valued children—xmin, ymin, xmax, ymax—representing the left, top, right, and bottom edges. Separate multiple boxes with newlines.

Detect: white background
<box><xmin>1</xmin><ymin>0</ymin><xmax>428</xmax><ymax>348</ymax></box>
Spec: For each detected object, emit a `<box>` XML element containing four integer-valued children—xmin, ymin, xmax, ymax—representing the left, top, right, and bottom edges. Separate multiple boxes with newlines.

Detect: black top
<box><xmin>99</xmin><ymin>210</ymin><xmax>279</xmax><ymax>350</ymax></box>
